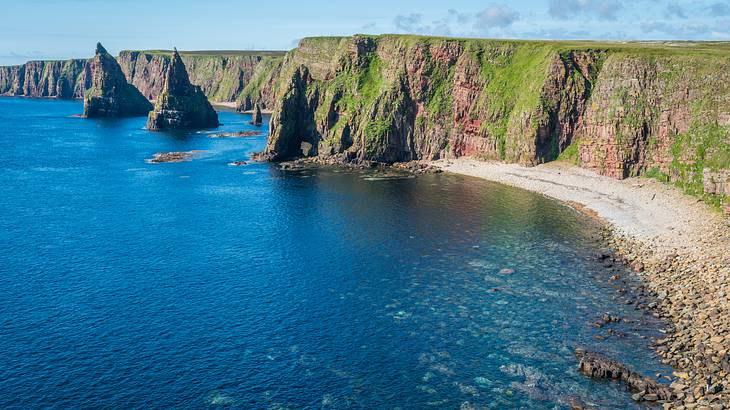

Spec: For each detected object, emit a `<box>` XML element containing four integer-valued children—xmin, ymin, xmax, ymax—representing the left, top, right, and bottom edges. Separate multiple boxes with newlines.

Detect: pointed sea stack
<box><xmin>146</xmin><ymin>48</ymin><xmax>219</xmax><ymax>131</ymax></box>
<box><xmin>83</xmin><ymin>43</ymin><xmax>152</xmax><ymax>118</ymax></box>
<box><xmin>251</xmin><ymin>103</ymin><xmax>263</xmax><ymax>126</ymax></box>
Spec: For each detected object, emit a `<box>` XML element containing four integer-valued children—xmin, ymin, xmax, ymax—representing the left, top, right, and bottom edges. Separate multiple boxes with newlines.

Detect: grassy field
<box><xmin>343</xmin><ymin>34</ymin><xmax>730</xmax><ymax>56</ymax></box>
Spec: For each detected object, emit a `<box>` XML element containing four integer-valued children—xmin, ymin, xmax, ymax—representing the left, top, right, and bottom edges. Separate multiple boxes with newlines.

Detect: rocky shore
<box><xmin>436</xmin><ymin>158</ymin><xmax>730</xmax><ymax>409</ymax></box>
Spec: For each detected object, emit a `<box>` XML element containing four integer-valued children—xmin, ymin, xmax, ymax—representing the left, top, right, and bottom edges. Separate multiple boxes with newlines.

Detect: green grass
<box><xmin>348</xmin><ymin>34</ymin><xmax>730</xmax><ymax>56</ymax></box>
<box><xmin>644</xmin><ymin>166</ymin><xmax>670</xmax><ymax>183</ymax></box>
<box><xmin>357</xmin><ymin>55</ymin><xmax>384</xmax><ymax>101</ymax></box>
<box><xmin>365</xmin><ymin>119</ymin><xmax>390</xmax><ymax>141</ymax></box>
<box><xmin>558</xmin><ymin>141</ymin><xmax>581</xmax><ymax>165</ymax></box>
<box><xmin>120</xmin><ymin>50</ymin><xmax>286</xmax><ymax>57</ymax></box>
<box><xmin>666</xmin><ymin>122</ymin><xmax>730</xmax><ymax>209</ymax></box>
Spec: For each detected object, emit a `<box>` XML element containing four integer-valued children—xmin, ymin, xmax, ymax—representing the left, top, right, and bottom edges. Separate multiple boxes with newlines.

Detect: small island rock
<box><xmin>251</xmin><ymin>103</ymin><xmax>263</xmax><ymax>126</ymax></box>
<box><xmin>146</xmin><ymin>48</ymin><xmax>219</xmax><ymax>131</ymax></box>
<box><xmin>83</xmin><ymin>43</ymin><xmax>152</xmax><ymax>118</ymax></box>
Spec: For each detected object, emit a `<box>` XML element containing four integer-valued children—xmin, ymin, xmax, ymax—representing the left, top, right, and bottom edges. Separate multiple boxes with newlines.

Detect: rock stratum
<box><xmin>258</xmin><ymin>35</ymin><xmax>729</xmax><ymax>207</ymax></box>
<box><xmin>0</xmin><ymin>50</ymin><xmax>284</xmax><ymax>106</ymax></box>
<box><xmin>146</xmin><ymin>49</ymin><xmax>219</xmax><ymax>131</ymax></box>
<box><xmin>83</xmin><ymin>43</ymin><xmax>152</xmax><ymax>118</ymax></box>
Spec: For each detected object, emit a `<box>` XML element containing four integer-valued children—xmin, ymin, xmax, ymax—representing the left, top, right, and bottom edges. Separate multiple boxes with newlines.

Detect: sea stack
<box><xmin>251</xmin><ymin>103</ymin><xmax>263</xmax><ymax>126</ymax></box>
<box><xmin>83</xmin><ymin>43</ymin><xmax>152</xmax><ymax>118</ymax></box>
<box><xmin>146</xmin><ymin>48</ymin><xmax>219</xmax><ymax>131</ymax></box>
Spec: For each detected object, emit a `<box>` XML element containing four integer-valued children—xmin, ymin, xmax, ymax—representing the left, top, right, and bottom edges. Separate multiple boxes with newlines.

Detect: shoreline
<box><xmin>434</xmin><ymin>158</ymin><xmax>730</xmax><ymax>408</ymax></box>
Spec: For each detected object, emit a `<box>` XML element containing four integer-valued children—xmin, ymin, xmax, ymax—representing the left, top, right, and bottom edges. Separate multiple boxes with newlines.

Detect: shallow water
<box><xmin>0</xmin><ymin>98</ymin><xmax>670</xmax><ymax>409</ymax></box>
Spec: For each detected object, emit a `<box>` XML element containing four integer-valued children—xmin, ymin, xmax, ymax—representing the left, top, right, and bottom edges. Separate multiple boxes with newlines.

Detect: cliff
<box><xmin>83</xmin><ymin>43</ymin><xmax>152</xmax><ymax>118</ymax></box>
<box><xmin>235</xmin><ymin>55</ymin><xmax>283</xmax><ymax>111</ymax></box>
<box><xmin>147</xmin><ymin>49</ymin><xmax>219</xmax><ymax>131</ymax></box>
<box><xmin>264</xmin><ymin>35</ymin><xmax>730</xmax><ymax>206</ymax></box>
<box><xmin>1</xmin><ymin>50</ymin><xmax>285</xmax><ymax>103</ymax></box>
<box><xmin>0</xmin><ymin>59</ymin><xmax>88</xmax><ymax>98</ymax></box>
<box><xmin>117</xmin><ymin>50</ymin><xmax>284</xmax><ymax>103</ymax></box>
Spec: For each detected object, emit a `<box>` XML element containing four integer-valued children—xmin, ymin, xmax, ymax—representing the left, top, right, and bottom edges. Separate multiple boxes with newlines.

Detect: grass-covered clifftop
<box><xmin>262</xmin><ymin>35</ymin><xmax>729</xmax><ymax>208</ymax></box>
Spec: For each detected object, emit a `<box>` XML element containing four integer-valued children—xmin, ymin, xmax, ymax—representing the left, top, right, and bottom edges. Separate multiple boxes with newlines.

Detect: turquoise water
<box><xmin>0</xmin><ymin>98</ymin><xmax>670</xmax><ymax>409</ymax></box>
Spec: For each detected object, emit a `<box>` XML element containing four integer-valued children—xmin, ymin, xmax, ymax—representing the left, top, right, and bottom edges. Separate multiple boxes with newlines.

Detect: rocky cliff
<box><xmin>0</xmin><ymin>59</ymin><xmax>88</xmax><ymax>98</ymax></box>
<box><xmin>264</xmin><ymin>35</ymin><xmax>730</xmax><ymax>206</ymax></box>
<box><xmin>117</xmin><ymin>50</ymin><xmax>284</xmax><ymax>103</ymax></box>
<box><xmin>1</xmin><ymin>50</ymin><xmax>284</xmax><ymax>103</ymax></box>
<box><xmin>147</xmin><ymin>49</ymin><xmax>219</xmax><ymax>131</ymax></box>
<box><xmin>83</xmin><ymin>43</ymin><xmax>152</xmax><ymax>118</ymax></box>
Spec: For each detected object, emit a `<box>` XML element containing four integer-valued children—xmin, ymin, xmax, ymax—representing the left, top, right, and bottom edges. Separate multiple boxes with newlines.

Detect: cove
<box><xmin>0</xmin><ymin>97</ymin><xmax>670</xmax><ymax>409</ymax></box>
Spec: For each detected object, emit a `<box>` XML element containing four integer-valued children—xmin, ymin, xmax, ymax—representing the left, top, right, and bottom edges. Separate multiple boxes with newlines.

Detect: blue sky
<box><xmin>2</xmin><ymin>0</ymin><xmax>730</xmax><ymax>65</ymax></box>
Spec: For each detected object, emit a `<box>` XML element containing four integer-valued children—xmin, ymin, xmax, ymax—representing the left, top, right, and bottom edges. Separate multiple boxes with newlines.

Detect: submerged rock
<box><xmin>251</xmin><ymin>103</ymin><xmax>263</xmax><ymax>126</ymax></box>
<box><xmin>83</xmin><ymin>43</ymin><xmax>152</xmax><ymax>118</ymax></box>
<box><xmin>146</xmin><ymin>48</ymin><xmax>219</xmax><ymax>131</ymax></box>
<box><xmin>574</xmin><ymin>349</ymin><xmax>673</xmax><ymax>402</ymax></box>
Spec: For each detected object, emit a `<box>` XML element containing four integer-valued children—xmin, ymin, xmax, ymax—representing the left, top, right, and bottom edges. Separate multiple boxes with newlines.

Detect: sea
<box><xmin>0</xmin><ymin>97</ymin><xmax>671</xmax><ymax>409</ymax></box>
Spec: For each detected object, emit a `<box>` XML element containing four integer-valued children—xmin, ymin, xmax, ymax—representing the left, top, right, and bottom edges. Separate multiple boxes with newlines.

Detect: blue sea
<box><xmin>0</xmin><ymin>97</ymin><xmax>670</xmax><ymax>409</ymax></box>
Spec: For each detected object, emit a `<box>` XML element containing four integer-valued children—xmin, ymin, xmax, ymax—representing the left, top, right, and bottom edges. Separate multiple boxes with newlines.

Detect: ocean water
<box><xmin>0</xmin><ymin>98</ymin><xmax>671</xmax><ymax>409</ymax></box>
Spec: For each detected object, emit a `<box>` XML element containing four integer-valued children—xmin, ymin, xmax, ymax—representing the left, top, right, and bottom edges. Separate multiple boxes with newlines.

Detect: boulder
<box><xmin>83</xmin><ymin>43</ymin><xmax>152</xmax><ymax>118</ymax></box>
<box><xmin>146</xmin><ymin>48</ymin><xmax>219</xmax><ymax>131</ymax></box>
<box><xmin>703</xmin><ymin>169</ymin><xmax>730</xmax><ymax>196</ymax></box>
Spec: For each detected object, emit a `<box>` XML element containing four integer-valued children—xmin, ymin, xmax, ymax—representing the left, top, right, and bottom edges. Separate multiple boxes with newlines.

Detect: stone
<box><xmin>208</xmin><ymin>131</ymin><xmax>262</xmax><ymax>138</ymax></box>
<box><xmin>145</xmin><ymin>151</ymin><xmax>202</xmax><ymax>163</ymax></box>
<box><xmin>146</xmin><ymin>48</ymin><xmax>219</xmax><ymax>131</ymax></box>
<box><xmin>703</xmin><ymin>169</ymin><xmax>730</xmax><ymax>196</ymax></box>
<box><xmin>251</xmin><ymin>103</ymin><xmax>263</xmax><ymax>126</ymax></box>
<box><xmin>83</xmin><ymin>43</ymin><xmax>152</xmax><ymax>118</ymax></box>
<box><xmin>575</xmin><ymin>350</ymin><xmax>674</xmax><ymax>401</ymax></box>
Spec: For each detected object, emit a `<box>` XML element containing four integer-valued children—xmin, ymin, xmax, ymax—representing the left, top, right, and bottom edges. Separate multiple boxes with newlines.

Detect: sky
<box><xmin>2</xmin><ymin>0</ymin><xmax>730</xmax><ymax>65</ymax></box>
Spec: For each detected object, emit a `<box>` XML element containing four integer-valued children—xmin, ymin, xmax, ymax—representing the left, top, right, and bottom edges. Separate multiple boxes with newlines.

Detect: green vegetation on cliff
<box><xmin>264</xmin><ymin>34</ymin><xmax>729</xmax><ymax>209</ymax></box>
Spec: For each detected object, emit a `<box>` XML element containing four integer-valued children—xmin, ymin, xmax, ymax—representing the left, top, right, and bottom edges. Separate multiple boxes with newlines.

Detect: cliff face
<box><xmin>575</xmin><ymin>54</ymin><xmax>730</xmax><ymax>196</ymax></box>
<box><xmin>0</xmin><ymin>59</ymin><xmax>88</xmax><ymax>98</ymax></box>
<box><xmin>117</xmin><ymin>50</ymin><xmax>284</xmax><ymax>103</ymax></box>
<box><xmin>1</xmin><ymin>50</ymin><xmax>284</xmax><ymax>103</ymax></box>
<box><xmin>83</xmin><ymin>43</ymin><xmax>152</xmax><ymax>118</ymax></box>
<box><xmin>147</xmin><ymin>49</ymin><xmax>219</xmax><ymax>131</ymax></box>
<box><xmin>265</xmin><ymin>35</ymin><xmax>730</xmax><ymax>204</ymax></box>
<box><xmin>235</xmin><ymin>56</ymin><xmax>282</xmax><ymax>111</ymax></box>
<box><xmin>264</xmin><ymin>36</ymin><xmax>605</xmax><ymax>164</ymax></box>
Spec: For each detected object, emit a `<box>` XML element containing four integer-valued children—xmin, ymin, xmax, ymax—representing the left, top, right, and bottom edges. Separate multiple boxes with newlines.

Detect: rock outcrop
<box><xmin>83</xmin><ymin>43</ymin><xmax>152</xmax><ymax>118</ymax></box>
<box><xmin>263</xmin><ymin>35</ymin><xmax>730</xmax><ymax>205</ymax></box>
<box><xmin>117</xmin><ymin>50</ymin><xmax>284</xmax><ymax>103</ymax></box>
<box><xmin>251</xmin><ymin>103</ymin><xmax>263</xmax><ymax>125</ymax></box>
<box><xmin>575</xmin><ymin>349</ymin><xmax>674</xmax><ymax>402</ymax></box>
<box><xmin>146</xmin><ymin>49</ymin><xmax>219</xmax><ymax>131</ymax></box>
